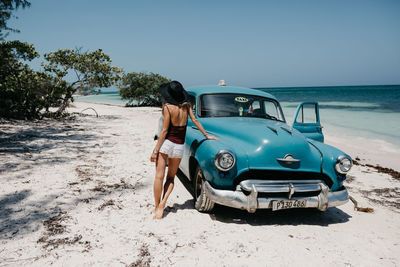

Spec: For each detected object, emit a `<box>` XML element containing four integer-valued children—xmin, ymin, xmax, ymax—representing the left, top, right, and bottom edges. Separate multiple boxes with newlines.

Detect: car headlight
<box><xmin>214</xmin><ymin>150</ymin><xmax>236</xmax><ymax>171</ymax></box>
<box><xmin>335</xmin><ymin>155</ymin><xmax>353</xmax><ymax>174</ymax></box>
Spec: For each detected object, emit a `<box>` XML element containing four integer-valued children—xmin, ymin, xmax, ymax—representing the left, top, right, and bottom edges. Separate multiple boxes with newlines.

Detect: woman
<box><xmin>150</xmin><ymin>81</ymin><xmax>218</xmax><ymax>219</ymax></box>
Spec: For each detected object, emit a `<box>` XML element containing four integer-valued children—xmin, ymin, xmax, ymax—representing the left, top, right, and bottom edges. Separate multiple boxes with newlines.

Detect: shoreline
<box><xmin>73</xmin><ymin>100</ymin><xmax>126</xmax><ymax>107</ymax></box>
<box><xmin>324</xmin><ymin>131</ymin><xmax>400</xmax><ymax>172</ymax></box>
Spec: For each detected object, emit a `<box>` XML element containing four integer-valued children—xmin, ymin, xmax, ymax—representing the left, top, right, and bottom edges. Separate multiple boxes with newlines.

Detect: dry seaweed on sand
<box><xmin>37</xmin><ymin>210</ymin><xmax>91</xmax><ymax>251</ymax></box>
<box><xmin>361</xmin><ymin>188</ymin><xmax>400</xmax><ymax>210</ymax></box>
<box><xmin>38</xmin><ymin>235</ymin><xmax>82</xmax><ymax>249</ymax></box>
<box><xmin>75</xmin><ymin>164</ymin><xmax>94</xmax><ymax>181</ymax></box>
<box><xmin>364</xmin><ymin>164</ymin><xmax>400</xmax><ymax>180</ymax></box>
<box><xmin>98</xmin><ymin>199</ymin><xmax>115</xmax><ymax>210</ymax></box>
<box><xmin>90</xmin><ymin>179</ymin><xmax>137</xmax><ymax>193</ymax></box>
<box><xmin>97</xmin><ymin>199</ymin><xmax>123</xmax><ymax>210</ymax></box>
<box><xmin>353</xmin><ymin>158</ymin><xmax>400</xmax><ymax>180</ymax></box>
<box><xmin>37</xmin><ymin>234</ymin><xmax>92</xmax><ymax>251</ymax></box>
<box><xmin>128</xmin><ymin>244</ymin><xmax>152</xmax><ymax>267</ymax></box>
<box><xmin>42</xmin><ymin>211</ymin><xmax>70</xmax><ymax>236</ymax></box>
<box><xmin>349</xmin><ymin>195</ymin><xmax>374</xmax><ymax>213</ymax></box>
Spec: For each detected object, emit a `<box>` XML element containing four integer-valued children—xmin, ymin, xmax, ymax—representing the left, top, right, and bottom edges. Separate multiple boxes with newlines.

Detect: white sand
<box><xmin>326</xmin><ymin>132</ymin><xmax>400</xmax><ymax>172</ymax></box>
<box><xmin>0</xmin><ymin>102</ymin><xmax>399</xmax><ymax>266</ymax></box>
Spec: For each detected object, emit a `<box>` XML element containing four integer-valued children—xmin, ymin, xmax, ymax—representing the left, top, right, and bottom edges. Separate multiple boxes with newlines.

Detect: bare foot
<box><xmin>154</xmin><ymin>205</ymin><xmax>165</xmax><ymax>219</ymax></box>
<box><xmin>152</xmin><ymin>207</ymin><xmax>158</xmax><ymax>219</ymax></box>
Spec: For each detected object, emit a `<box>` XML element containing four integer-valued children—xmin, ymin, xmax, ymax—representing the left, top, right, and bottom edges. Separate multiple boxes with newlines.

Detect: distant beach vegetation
<box><xmin>118</xmin><ymin>72</ymin><xmax>171</xmax><ymax>107</ymax></box>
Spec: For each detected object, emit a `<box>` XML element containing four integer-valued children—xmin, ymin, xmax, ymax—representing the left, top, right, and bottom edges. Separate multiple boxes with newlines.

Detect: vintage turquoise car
<box><xmin>176</xmin><ymin>85</ymin><xmax>352</xmax><ymax>213</ymax></box>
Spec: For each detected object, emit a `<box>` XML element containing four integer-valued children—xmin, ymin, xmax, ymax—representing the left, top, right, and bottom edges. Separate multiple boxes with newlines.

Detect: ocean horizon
<box><xmin>75</xmin><ymin>84</ymin><xmax>400</xmax><ymax>148</ymax></box>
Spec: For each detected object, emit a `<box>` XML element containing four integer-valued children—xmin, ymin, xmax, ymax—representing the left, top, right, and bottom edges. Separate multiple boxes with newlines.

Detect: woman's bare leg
<box><xmin>155</xmin><ymin>157</ymin><xmax>181</xmax><ymax>219</ymax></box>
<box><xmin>153</xmin><ymin>153</ymin><xmax>168</xmax><ymax>219</ymax></box>
<box><xmin>161</xmin><ymin>158</ymin><xmax>181</xmax><ymax>204</ymax></box>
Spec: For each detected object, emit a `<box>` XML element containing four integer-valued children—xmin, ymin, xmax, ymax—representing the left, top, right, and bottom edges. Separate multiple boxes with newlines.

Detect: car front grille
<box><xmin>234</xmin><ymin>170</ymin><xmax>333</xmax><ymax>189</ymax></box>
<box><xmin>256</xmin><ymin>191</ymin><xmax>321</xmax><ymax>198</ymax></box>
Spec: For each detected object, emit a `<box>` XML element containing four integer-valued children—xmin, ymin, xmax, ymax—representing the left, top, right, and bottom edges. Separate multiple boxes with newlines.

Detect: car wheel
<box><xmin>193</xmin><ymin>166</ymin><xmax>215</xmax><ymax>212</ymax></box>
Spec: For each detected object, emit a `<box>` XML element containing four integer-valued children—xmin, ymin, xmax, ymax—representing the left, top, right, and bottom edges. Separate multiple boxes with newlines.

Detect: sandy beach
<box><xmin>1</xmin><ymin>101</ymin><xmax>400</xmax><ymax>267</ymax></box>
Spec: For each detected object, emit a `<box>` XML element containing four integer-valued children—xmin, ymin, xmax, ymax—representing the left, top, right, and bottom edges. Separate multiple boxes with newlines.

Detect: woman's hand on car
<box><xmin>206</xmin><ymin>135</ymin><xmax>220</xmax><ymax>141</ymax></box>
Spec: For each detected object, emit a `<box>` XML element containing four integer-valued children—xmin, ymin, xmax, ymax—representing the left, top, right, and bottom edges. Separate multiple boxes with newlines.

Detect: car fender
<box><xmin>307</xmin><ymin>139</ymin><xmax>351</xmax><ymax>191</ymax></box>
<box><xmin>186</xmin><ymin>131</ymin><xmax>249</xmax><ymax>190</ymax></box>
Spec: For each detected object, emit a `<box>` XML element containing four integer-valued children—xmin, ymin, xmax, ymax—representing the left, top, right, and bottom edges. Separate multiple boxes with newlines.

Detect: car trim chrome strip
<box><xmin>276</xmin><ymin>157</ymin><xmax>301</xmax><ymax>164</ymax></box>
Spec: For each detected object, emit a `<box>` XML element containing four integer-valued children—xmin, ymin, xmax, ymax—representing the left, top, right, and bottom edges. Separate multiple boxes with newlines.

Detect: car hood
<box><xmin>198</xmin><ymin>117</ymin><xmax>322</xmax><ymax>173</ymax></box>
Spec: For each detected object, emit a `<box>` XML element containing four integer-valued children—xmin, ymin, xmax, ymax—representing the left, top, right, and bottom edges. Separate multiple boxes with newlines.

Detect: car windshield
<box><xmin>200</xmin><ymin>93</ymin><xmax>285</xmax><ymax>121</ymax></box>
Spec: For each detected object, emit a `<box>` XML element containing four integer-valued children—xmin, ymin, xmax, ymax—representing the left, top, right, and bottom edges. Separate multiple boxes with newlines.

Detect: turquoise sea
<box><xmin>75</xmin><ymin>85</ymin><xmax>400</xmax><ymax>147</ymax></box>
<box><xmin>259</xmin><ymin>85</ymin><xmax>400</xmax><ymax>148</ymax></box>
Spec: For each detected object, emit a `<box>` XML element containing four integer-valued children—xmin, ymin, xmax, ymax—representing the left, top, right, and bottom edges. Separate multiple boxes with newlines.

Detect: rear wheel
<box><xmin>193</xmin><ymin>166</ymin><xmax>215</xmax><ymax>212</ymax></box>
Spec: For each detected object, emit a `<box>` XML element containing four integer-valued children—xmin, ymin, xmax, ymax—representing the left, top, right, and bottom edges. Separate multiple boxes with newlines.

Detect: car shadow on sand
<box><xmin>162</xmin><ymin>197</ymin><xmax>351</xmax><ymax>226</ymax></box>
<box><xmin>208</xmin><ymin>204</ymin><xmax>351</xmax><ymax>226</ymax></box>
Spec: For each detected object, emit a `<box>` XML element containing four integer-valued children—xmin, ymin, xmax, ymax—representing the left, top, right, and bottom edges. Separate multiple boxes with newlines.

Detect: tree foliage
<box><xmin>43</xmin><ymin>48</ymin><xmax>122</xmax><ymax>95</ymax></box>
<box><xmin>118</xmin><ymin>72</ymin><xmax>171</xmax><ymax>106</ymax></box>
<box><xmin>42</xmin><ymin>48</ymin><xmax>122</xmax><ymax>114</ymax></box>
<box><xmin>0</xmin><ymin>0</ymin><xmax>31</xmax><ymax>40</ymax></box>
<box><xmin>0</xmin><ymin>1</ymin><xmax>123</xmax><ymax>119</ymax></box>
<box><xmin>0</xmin><ymin>42</ymin><xmax>121</xmax><ymax>119</ymax></box>
<box><xmin>0</xmin><ymin>40</ymin><xmax>70</xmax><ymax>119</ymax></box>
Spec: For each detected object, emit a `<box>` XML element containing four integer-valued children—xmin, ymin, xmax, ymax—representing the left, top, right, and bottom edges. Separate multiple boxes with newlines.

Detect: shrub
<box><xmin>0</xmin><ymin>41</ymin><xmax>121</xmax><ymax>119</ymax></box>
<box><xmin>118</xmin><ymin>72</ymin><xmax>171</xmax><ymax>106</ymax></box>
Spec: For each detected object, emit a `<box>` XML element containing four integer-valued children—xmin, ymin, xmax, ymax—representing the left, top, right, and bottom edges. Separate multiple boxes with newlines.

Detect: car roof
<box><xmin>186</xmin><ymin>85</ymin><xmax>277</xmax><ymax>100</ymax></box>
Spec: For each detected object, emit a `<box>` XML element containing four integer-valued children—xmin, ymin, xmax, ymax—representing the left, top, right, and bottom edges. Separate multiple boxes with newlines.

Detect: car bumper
<box><xmin>203</xmin><ymin>180</ymin><xmax>349</xmax><ymax>213</ymax></box>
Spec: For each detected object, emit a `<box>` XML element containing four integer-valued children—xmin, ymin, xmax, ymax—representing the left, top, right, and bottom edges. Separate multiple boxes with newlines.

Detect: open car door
<box><xmin>292</xmin><ymin>102</ymin><xmax>324</xmax><ymax>142</ymax></box>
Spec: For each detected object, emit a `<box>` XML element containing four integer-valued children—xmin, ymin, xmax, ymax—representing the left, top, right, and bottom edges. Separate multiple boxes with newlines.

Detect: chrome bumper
<box><xmin>204</xmin><ymin>179</ymin><xmax>348</xmax><ymax>213</ymax></box>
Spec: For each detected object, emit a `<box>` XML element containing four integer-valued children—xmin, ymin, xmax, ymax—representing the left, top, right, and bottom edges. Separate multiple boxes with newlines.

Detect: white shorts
<box><xmin>159</xmin><ymin>139</ymin><xmax>184</xmax><ymax>158</ymax></box>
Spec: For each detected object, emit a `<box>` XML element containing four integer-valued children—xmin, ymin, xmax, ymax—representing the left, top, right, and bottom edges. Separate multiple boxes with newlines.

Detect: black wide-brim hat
<box><xmin>159</xmin><ymin>81</ymin><xmax>189</xmax><ymax>105</ymax></box>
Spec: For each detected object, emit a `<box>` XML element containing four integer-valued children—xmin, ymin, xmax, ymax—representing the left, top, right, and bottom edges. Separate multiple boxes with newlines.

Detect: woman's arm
<box><xmin>188</xmin><ymin>105</ymin><xmax>219</xmax><ymax>140</ymax></box>
<box><xmin>150</xmin><ymin>106</ymin><xmax>170</xmax><ymax>162</ymax></box>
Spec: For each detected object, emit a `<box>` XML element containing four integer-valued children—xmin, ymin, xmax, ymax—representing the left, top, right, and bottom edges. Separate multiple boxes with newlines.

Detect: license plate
<box><xmin>272</xmin><ymin>199</ymin><xmax>307</xmax><ymax>211</ymax></box>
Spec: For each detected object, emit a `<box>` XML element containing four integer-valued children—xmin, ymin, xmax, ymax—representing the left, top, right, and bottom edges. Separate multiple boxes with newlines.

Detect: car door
<box><xmin>292</xmin><ymin>101</ymin><xmax>324</xmax><ymax>142</ymax></box>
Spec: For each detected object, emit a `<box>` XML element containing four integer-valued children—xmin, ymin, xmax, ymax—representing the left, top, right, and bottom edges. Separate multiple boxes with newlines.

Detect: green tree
<box><xmin>0</xmin><ymin>40</ymin><xmax>70</xmax><ymax>119</ymax></box>
<box><xmin>0</xmin><ymin>2</ymin><xmax>74</xmax><ymax>119</ymax></box>
<box><xmin>1</xmin><ymin>1</ymin><xmax>123</xmax><ymax>119</ymax></box>
<box><xmin>0</xmin><ymin>42</ymin><xmax>121</xmax><ymax>119</ymax></box>
<box><xmin>43</xmin><ymin>48</ymin><xmax>122</xmax><ymax>114</ymax></box>
<box><xmin>118</xmin><ymin>72</ymin><xmax>171</xmax><ymax>106</ymax></box>
<box><xmin>0</xmin><ymin>0</ymin><xmax>31</xmax><ymax>40</ymax></box>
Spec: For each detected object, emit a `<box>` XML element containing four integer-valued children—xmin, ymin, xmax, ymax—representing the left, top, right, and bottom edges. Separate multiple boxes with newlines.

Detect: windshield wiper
<box><xmin>251</xmin><ymin>113</ymin><xmax>278</xmax><ymax>120</ymax></box>
<box><xmin>265</xmin><ymin>114</ymin><xmax>278</xmax><ymax>121</ymax></box>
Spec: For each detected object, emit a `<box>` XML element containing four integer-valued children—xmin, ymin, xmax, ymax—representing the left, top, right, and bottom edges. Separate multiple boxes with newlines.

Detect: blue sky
<box><xmin>8</xmin><ymin>0</ymin><xmax>400</xmax><ymax>88</ymax></box>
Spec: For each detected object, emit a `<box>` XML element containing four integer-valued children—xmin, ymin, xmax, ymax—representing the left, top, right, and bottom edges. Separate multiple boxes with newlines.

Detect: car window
<box><xmin>200</xmin><ymin>93</ymin><xmax>285</xmax><ymax>121</ymax></box>
<box><xmin>264</xmin><ymin>101</ymin><xmax>280</xmax><ymax>120</ymax></box>
<box><xmin>251</xmin><ymin>100</ymin><xmax>260</xmax><ymax>110</ymax></box>
<box><xmin>296</xmin><ymin>103</ymin><xmax>318</xmax><ymax>123</ymax></box>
